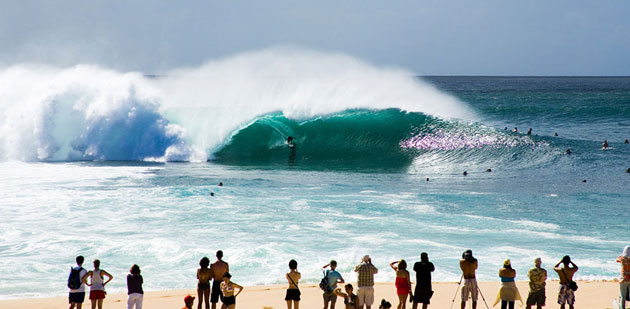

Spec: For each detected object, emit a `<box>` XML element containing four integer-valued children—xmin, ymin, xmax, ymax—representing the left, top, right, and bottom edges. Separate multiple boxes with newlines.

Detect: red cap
<box><xmin>184</xmin><ymin>294</ymin><xmax>195</xmax><ymax>303</ymax></box>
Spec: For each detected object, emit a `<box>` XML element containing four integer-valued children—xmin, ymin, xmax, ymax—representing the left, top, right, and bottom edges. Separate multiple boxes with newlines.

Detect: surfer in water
<box><xmin>287</xmin><ymin>136</ymin><xmax>295</xmax><ymax>148</ymax></box>
<box><xmin>625</xmin><ymin>139</ymin><xmax>629</xmax><ymax>144</ymax></box>
<box><xmin>565</xmin><ymin>149</ymin><xmax>572</xmax><ymax>155</ymax></box>
<box><xmin>512</xmin><ymin>128</ymin><xmax>518</xmax><ymax>133</ymax></box>
<box><xmin>527</xmin><ymin>128</ymin><xmax>532</xmax><ymax>135</ymax></box>
<box><xmin>602</xmin><ymin>140</ymin><xmax>609</xmax><ymax>149</ymax></box>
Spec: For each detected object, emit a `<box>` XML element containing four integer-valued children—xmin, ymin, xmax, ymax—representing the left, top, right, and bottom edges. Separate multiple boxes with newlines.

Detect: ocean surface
<box><xmin>1</xmin><ymin>53</ymin><xmax>629</xmax><ymax>299</ymax></box>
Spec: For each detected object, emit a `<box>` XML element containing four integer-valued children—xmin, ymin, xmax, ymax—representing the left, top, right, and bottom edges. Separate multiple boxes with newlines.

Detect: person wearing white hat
<box><xmin>354</xmin><ymin>255</ymin><xmax>378</xmax><ymax>309</ymax></box>
<box><xmin>526</xmin><ymin>258</ymin><xmax>547</xmax><ymax>309</ymax></box>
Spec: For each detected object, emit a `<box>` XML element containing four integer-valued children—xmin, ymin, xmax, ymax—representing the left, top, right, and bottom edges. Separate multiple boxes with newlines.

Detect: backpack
<box><xmin>67</xmin><ymin>267</ymin><xmax>83</xmax><ymax>289</ymax></box>
<box><xmin>319</xmin><ymin>270</ymin><xmax>332</xmax><ymax>293</ymax></box>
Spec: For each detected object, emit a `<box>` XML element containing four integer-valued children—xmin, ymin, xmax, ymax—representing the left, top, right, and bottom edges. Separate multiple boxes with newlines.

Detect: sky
<box><xmin>0</xmin><ymin>0</ymin><xmax>629</xmax><ymax>75</ymax></box>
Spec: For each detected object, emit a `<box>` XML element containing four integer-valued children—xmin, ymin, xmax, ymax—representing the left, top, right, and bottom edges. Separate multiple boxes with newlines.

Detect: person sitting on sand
<box><xmin>355</xmin><ymin>255</ymin><xmax>378</xmax><ymax>309</ymax></box>
<box><xmin>460</xmin><ymin>250</ymin><xmax>478</xmax><ymax>309</ymax></box>
<box><xmin>379</xmin><ymin>299</ymin><xmax>392</xmax><ymax>309</ymax></box>
<box><xmin>197</xmin><ymin>257</ymin><xmax>212</xmax><ymax>309</ymax></box>
<box><xmin>616</xmin><ymin>246</ymin><xmax>630</xmax><ymax>309</ymax></box>
<box><xmin>210</xmin><ymin>251</ymin><xmax>229</xmax><ymax>309</ymax></box>
<box><xmin>126</xmin><ymin>264</ymin><xmax>143</xmax><ymax>309</ymax></box>
<box><xmin>82</xmin><ymin>259</ymin><xmax>113</xmax><ymax>309</ymax></box>
<box><xmin>285</xmin><ymin>259</ymin><xmax>301</xmax><ymax>309</ymax></box>
<box><xmin>412</xmin><ymin>252</ymin><xmax>435</xmax><ymax>309</ymax></box>
<box><xmin>334</xmin><ymin>284</ymin><xmax>359</xmax><ymax>309</ymax></box>
<box><xmin>526</xmin><ymin>258</ymin><xmax>547</xmax><ymax>309</ymax></box>
<box><xmin>493</xmin><ymin>259</ymin><xmax>522</xmax><ymax>309</ymax></box>
<box><xmin>554</xmin><ymin>256</ymin><xmax>578</xmax><ymax>309</ymax></box>
<box><xmin>220</xmin><ymin>273</ymin><xmax>242</xmax><ymax>309</ymax></box>
<box><xmin>603</xmin><ymin>140</ymin><xmax>609</xmax><ymax>149</ymax></box>
<box><xmin>323</xmin><ymin>260</ymin><xmax>345</xmax><ymax>309</ymax></box>
<box><xmin>183</xmin><ymin>295</ymin><xmax>195</xmax><ymax>309</ymax></box>
<box><xmin>390</xmin><ymin>260</ymin><xmax>412</xmax><ymax>309</ymax></box>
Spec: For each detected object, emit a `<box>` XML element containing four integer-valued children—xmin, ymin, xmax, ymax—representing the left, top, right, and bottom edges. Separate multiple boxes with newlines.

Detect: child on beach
<box><xmin>182</xmin><ymin>295</ymin><xmax>195</xmax><ymax>309</ymax></box>
<box><xmin>126</xmin><ymin>264</ymin><xmax>143</xmax><ymax>309</ymax></box>
<box><xmin>285</xmin><ymin>259</ymin><xmax>301</xmax><ymax>309</ymax></box>
<box><xmin>390</xmin><ymin>260</ymin><xmax>412</xmax><ymax>309</ymax></box>
<box><xmin>197</xmin><ymin>257</ymin><xmax>212</xmax><ymax>309</ymax></box>
<box><xmin>220</xmin><ymin>272</ymin><xmax>242</xmax><ymax>309</ymax></box>
<box><xmin>334</xmin><ymin>284</ymin><xmax>359</xmax><ymax>309</ymax></box>
<box><xmin>82</xmin><ymin>259</ymin><xmax>113</xmax><ymax>309</ymax></box>
<box><xmin>617</xmin><ymin>246</ymin><xmax>630</xmax><ymax>309</ymax></box>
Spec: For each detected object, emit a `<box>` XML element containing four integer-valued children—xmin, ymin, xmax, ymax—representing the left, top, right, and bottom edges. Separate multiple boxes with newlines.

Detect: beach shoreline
<box><xmin>0</xmin><ymin>280</ymin><xmax>620</xmax><ymax>309</ymax></box>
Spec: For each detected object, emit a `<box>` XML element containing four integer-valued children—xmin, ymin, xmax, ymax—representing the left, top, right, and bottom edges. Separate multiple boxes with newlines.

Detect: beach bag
<box><xmin>562</xmin><ymin>269</ymin><xmax>578</xmax><ymax>291</ymax></box>
<box><xmin>319</xmin><ymin>270</ymin><xmax>332</xmax><ymax>293</ymax></box>
<box><xmin>67</xmin><ymin>267</ymin><xmax>83</xmax><ymax>289</ymax></box>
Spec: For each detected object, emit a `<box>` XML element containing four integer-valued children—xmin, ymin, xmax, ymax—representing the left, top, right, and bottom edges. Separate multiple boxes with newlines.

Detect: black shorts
<box><xmin>526</xmin><ymin>289</ymin><xmax>545</xmax><ymax>306</ymax></box>
<box><xmin>222</xmin><ymin>296</ymin><xmax>236</xmax><ymax>305</ymax></box>
<box><xmin>211</xmin><ymin>281</ymin><xmax>223</xmax><ymax>303</ymax></box>
<box><xmin>413</xmin><ymin>286</ymin><xmax>433</xmax><ymax>304</ymax></box>
<box><xmin>198</xmin><ymin>282</ymin><xmax>211</xmax><ymax>291</ymax></box>
<box><xmin>285</xmin><ymin>288</ymin><xmax>301</xmax><ymax>301</ymax></box>
<box><xmin>69</xmin><ymin>292</ymin><xmax>85</xmax><ymax>304</ymax></box>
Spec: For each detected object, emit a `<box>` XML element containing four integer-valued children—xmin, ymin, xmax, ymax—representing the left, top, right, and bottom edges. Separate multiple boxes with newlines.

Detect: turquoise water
<box><xmin>1</xmin><ymin>69</ymin><xmax>629</xmax><ymax>299</ymax></box>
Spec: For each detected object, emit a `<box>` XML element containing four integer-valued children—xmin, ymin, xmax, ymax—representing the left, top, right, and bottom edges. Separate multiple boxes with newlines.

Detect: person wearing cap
<box><xmin>493</xmin><ymin>259</ymin><xmax>522</xmax><ymax>309</ymax></box>
<box><xmin>526</xmin><ymin>258</ymin><xmax>547</xmax><ymax>309</ymax></box>
<box><xmin>459</xmin><ymin>250</ymin><xmax>478</xmax><ymax>309</ymax></box>
<box><xmin>553</xmin><ymin>255</ymin><xmax>578</xmax><ymax>309</ymax></box>
<box><xmin>354</xmin><ymin>255</ymin><xmax>378</xmax><ymax>309</ymax></box>
<box><xmin>183</xmin><ymin>295</ymin><xmax>195</xmax><ymax>309</ymax></box>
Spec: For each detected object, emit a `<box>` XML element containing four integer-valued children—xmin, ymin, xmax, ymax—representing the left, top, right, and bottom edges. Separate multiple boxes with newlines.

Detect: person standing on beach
<box><xmin>412</xmin><ymin>252</ymin><xmax>435</xmax><ymax>309</ymax></box>
<box><xmin>616</xmin><ymin>246</ymin><xmax>630</xmax><ymax>309</ymax></box>
<box><xmin>554</xmin><ymin>256</ymin><xmax>578</xmax><ymax>309</ymax></box>
<box><xmin>355</xmin><ymin>255</ymin><xmax>378</xmax><ymax>309</ymax></box>
<box><xmin>460</xmin><ymin>250</ymin><xmax>478</xmax><ymax>309</ymax></box>
<box><xmin>323</xmin><ymin>260</ymin><xmax>345</xmax><ymax>309</ymax></box>
<box><xmin>334</xmin><ymin>284</ymin><xmax>359</xmax><ymax>309</ymax></box>
<box><xmin>126</xmin><ymin>264</ymin><xmax>143</xmax><ymax>309</ymax></box>
<box><xmin>82</xmin><ymin>259</ymin><xmax>113</xmax><ymax>309</ymax></box>
<box><xmin>285</xmin><ymin>259</ymin><xmax>302</xmax><ymax>309</ymax></box>
<box><xmin>68</xmin><ymin>255</ymin><xmax>88</xmax><ymax>309</ymax></box>
<box><xmin>526</xmin><ymin>258</ymin><xmax>547</xmax><ymax>309</ymax></box>
<box><xmin>493</xmin><ymin>259</ymin><xmax>522</xmax><ymax>309</ymax></box>
<box><xmin>197</xmin><ymin>257</ymin><xmax>212</xmax><ymax>309</ymax></box>
<box><xmin>210</xmin><ymin>250</ymin><xmax>229</xmax><ymax>309</ymax></box>
<box><xmin>220</xmin><ymin>273</ymin><xmax>242</xmax><ymax>309</ymax></box>
<box><xmin>390</xmin><ymin>259</ymin><xmax>412</xmax><ymax>309</ymax></box>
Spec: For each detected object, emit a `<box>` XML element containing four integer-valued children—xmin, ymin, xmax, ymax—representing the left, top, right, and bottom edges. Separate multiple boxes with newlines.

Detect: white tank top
<box><xmin>91</xmin><ymin>270</ymin><xmax>105</xmax><ymax>291</ymax></box>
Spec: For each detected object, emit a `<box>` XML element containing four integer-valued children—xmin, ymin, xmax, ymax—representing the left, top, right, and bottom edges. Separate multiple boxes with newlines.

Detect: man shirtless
<box><xmin>210</xmin><ymin>250</ymin><xmax>229</xmax><ymax>309</ymax></box>
<box><xmin>460</xmin><ymin>250</ymin><xmax>478</xmax><ymax>309</ymax></box>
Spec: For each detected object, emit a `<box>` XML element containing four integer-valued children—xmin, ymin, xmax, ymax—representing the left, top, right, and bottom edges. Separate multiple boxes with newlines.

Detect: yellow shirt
<box><xmin>460</xmin><ymin>259</ymin><xmax>478</xmax><ymax>279</ymax></box>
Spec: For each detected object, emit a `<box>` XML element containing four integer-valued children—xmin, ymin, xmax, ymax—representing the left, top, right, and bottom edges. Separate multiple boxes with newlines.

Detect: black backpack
<box><xmin>319</xmin><ymin>270</ymin><xmax>332</xmax><ymax>293</ymax></box>
<box><xmin>67</xmin><ymin>267</ymin><xmax>83</xmax><ymax>289</ymax></box>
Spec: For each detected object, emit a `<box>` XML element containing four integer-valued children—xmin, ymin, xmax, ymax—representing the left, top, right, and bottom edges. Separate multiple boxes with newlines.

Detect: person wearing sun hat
<box><xmin>493</xmin><ymin>259</ymin><xmax>522</xmax><ymax>309</ymax></box>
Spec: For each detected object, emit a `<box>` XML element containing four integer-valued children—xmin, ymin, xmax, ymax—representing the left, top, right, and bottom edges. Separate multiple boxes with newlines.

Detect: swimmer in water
<box><xmin>625</xmin><ymin>139</ymin><xmax>629</xmax><ymax>144</ymax></box>
<box><xmin>565</xmin><ymin>149</ymin><xmax>572</xmax><ymax>155</ymax></box>
<box><xmin>527</xmin><ymin>128</ymin><xmax>532</xmax><ymax>135</ymax></box>
<box><xmin>603</xmin><ymin>140</ymin><xmax>609</xmax><ymax>149</ymax></box>
<box><xmin>463</xmin><ymin>171</ymin><xmax>468</xmax><ymax>176</ymax></box>
<box><xmin>513</xmin><ymin>128</ymin><xmax>518</xmax><ymax>133</ymax></box>
<box><xmin>555</xmin><ymin>132</ymin><xmax>559</xmax><ymax>137</ymax></box>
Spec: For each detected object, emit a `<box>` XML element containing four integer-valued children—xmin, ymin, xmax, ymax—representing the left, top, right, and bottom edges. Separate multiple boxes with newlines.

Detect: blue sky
<box><xmin>1</xmin><ymin>0</ymin><xmax>628</xmax><ymax>75</ymax></box>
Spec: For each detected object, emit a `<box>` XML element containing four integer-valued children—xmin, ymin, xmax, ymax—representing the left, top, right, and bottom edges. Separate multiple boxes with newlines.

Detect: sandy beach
<box><xmin>0</xmin><ymin>280</ymin><xmax>620</xmax><ymax>309</ymax></box>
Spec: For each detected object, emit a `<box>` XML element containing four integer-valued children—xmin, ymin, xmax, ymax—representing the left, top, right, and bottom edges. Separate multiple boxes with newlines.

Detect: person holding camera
<box><xmin>553</xmin><ymin>256</ymin><xmax>578</xmax><ymax>309</ymax></box>
<box><xmin>354</xmin><ymin>255</ymin><xmax>378</xmax><ymax>309</ymax></box>
<box><xmin>460</xmin><ymin>250</ymin><xmax>478</xmax><ymax>309</ymax></box>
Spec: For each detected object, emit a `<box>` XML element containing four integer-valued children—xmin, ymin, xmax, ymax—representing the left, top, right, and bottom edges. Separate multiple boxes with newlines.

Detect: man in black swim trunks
<box><xmin>210</xmin><ymin>250</ymin><xmax>229</xmax><ymax>309</ymax></box>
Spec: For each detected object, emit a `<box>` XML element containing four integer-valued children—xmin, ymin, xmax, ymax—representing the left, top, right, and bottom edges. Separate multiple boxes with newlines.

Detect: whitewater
<box><xmin>1</xmin><ymin>48</ymin><xmax>629</xmax><ymax>299</ymax></box>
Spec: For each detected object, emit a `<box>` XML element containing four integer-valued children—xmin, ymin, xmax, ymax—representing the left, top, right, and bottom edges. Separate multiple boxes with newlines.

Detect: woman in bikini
<box><xmin>220</xmin><ymin>272</ymin><xmax>243</xmax><ymax>309</ymax></box>
<box><xmin>285</xmin><ymin>259</ymin><xmax>301</xmax><ymax>309</ymax></box>
<box><xmin>334</xmin><ymin>284</ymin><xmax>359</xmax><ymax>309</ymax></box>
<box><xmin>197</xmin><ymin>257</ymin><xmax>212</xmax><ymax>309</ymax></box>
<box><xmin>390</xmin><ymin>259</ymin><xmax>412</xmax><ymax>309</ymax></box>
<box><xmin>82</xmin><ymin>259</ymin><xmax>113</xmax><ymax>309</ymax></box>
